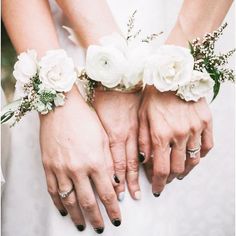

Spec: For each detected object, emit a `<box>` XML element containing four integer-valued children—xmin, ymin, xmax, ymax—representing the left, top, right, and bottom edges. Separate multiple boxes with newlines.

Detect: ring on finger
<box><xmin>186</xmin><ymin>145</ymin><xmax>201</xmax><ymax>159</ymax></box>
<box><xmin>58</xmin><ymin>186</ymin><xmax>74</xmax><ymax>199</ymax></box>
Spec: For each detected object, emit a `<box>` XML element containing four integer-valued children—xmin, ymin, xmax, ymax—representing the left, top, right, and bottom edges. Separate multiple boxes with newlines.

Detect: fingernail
<box><xmin>134</xmin><ymin>191</ymin><xmax>141</xmax><ymax>200</ymax></box>
<box><xmin>153</xmin><ymin>192</ymin><xmax>161</xmax><ymax>197</ymax></box>
<box><xmin>112</xmin><ymin>218</ymin><xmax>121</xmax><ymax>227</ymax></box>
<box><xmin>113</xmin><ymin>174</ymin><xmax>120</xmax><ymax>184</ymax></box>
<box><xmin>118</xmin><ymin>192</ymin><xmax>125</xmax><ymax>201</ymax></box>
<box><xmin>138</xmin><ymin>152</ymin><xmax>145</xmax><ymax>163</ymax></box>
<box><xmin>76</xmin><ymin>225</ymin><xmax>85</xmax><ymax>231</ymax></box>
<box><xmin>59</xmin><ymin>210</ymin><xmax>67</xmax><ymax>217</ymax></box>
<box><xmin>177</xmin><ymin>176</ymin><xmax>184</xmax><ymax>180</ymax></box>
<box><xmin>94</xmin><ymin>227</ymin><xmax>104</xmax><ymax>234</ymax></box>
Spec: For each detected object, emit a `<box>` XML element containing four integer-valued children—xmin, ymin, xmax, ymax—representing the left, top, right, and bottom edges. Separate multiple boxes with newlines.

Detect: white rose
<box><xmin>177</xmin><ymin>70</ymin><xmax>214</xmax><ymax>102</ymax></box>
<box><xmin>123</xmin><ymin>43</ymin><xmax>150</xmax><ymax>88</ymax></box>
<box><xmin>39</xmin><ymin>49</ymin><xmax>76</xmax><ymax>92</ymax></box>
<box><xmin>86</xmin><ymin>45</ymin><xmax>127</xmax><ymax>88</ymax></box>
<box><xmin>13</xmin><ymin>49</ymin><xmax>38</xmax><ymax>84</ymax></box>
<box><xmin>144</xmin><ymin>45</ymin><xmax>194</xmax><ymax>92</ymax></box>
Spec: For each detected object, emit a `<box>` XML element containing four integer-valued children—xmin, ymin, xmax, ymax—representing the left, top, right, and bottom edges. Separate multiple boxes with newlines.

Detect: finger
<box><xmin>110</xmin><ymin>142</ymin><xmax>126</xmax><ymax>201</ymax></box>
<box><xmin>73</xmin><ymin>175</ymin><xmax>104</xmax><ymax>233</ymax></box>
<box><xmin>167</xmin><ymin>142</ymin><xmax>186</xmax><ymax>183</ymax></box>
<box><xmin>138</xmin><ymin>114</ymin><xmax>151</xmax><ymax>164</ymax></box>
<box><xmin>201</xmin><ymin>121</ymin><xmax>214</xmax><ymax>157</ymax></box>
<box><xmin>143</xmin><ymin>158</ymin><xmax>153</xmax><ymax>183</ymax></box>
<box><xmin>152</xmin><ymin>145</ymin><xmax>170</xmax><ymax>197</ymax></box>
<box><xmin>45</xmin><ymin>171</ymin><xmax>67</xmax><ymax>216</ymax></box>
<box><xmin>91</xmin><ymin>168</ymin><xmax>122</xmax><ymax>227</ymax></box>
<box><xmin>126</xmin><ymin>136</ymin><xmax>141</xmax><ymax>200</ymax></box>
<box><xmin>56</xmin><ymin>173</ymin><xmax>85</xmax><ymax>231</ymax></box>
<box><xmin>177</xmin><ymin>134</ymin><xmax>201</xmax><ymax>180</ymax></box>
<box><xmin>103</xmin><ymin>142</ymin><xmax>120</xmax><ymax>187</ymax></box>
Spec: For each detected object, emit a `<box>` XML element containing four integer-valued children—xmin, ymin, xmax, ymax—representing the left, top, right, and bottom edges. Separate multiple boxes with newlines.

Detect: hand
<box><xmin>139</xmin><ymin>86</ymin><xmax>214</xmax><ymax>196</ymax></box>
<box><xmin>40</xmin><ymin>86</ymin><xmax>121</xmax><ymax>232</ymax></box>
<box><xmin>93</xmin><ymin>90</ymin><xmax>141</xmax><ymax>201</ymax></box>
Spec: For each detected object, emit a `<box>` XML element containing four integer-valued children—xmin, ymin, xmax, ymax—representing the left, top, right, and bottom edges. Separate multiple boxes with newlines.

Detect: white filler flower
<box><xmin>86</xmin><ymin>45</ymin><xmax>127</xmax><ymax>88</ymax></box>
<box><xmin>13</xmin><ymin>50</ymin><xmax>38</xmax><ymax>84</ymax></box>
<box><xmin>177</xmin><ymin>70</ymin><xmax>214</xmax><ymax>102</ymax></box>
<box><xmin>39</xmin><ymin>49</ymin><xmax>76</xmax><ymax>92</ymax></box>
<box><xmin>144</xmin><ymin>45</ymin><xmax>194</xmax><ymax>92</ymax></box>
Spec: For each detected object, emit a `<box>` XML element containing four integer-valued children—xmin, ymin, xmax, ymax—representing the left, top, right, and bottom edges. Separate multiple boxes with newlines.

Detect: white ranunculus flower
<box><xmin>86</xmin><ymin>45</ymin><xmax>127</xmax><ymax>88</ymax></box>
<box><xmin>13</xmin><ymin>49</ymin><xmax>38</xmax><ymax>84</ymax></box>
<box><xmin>177</xmin><ymin>70</ymin><xmax>214</xmax><ymax>102</ymax></box>
<box><xmin>39</xmin><ymin>49</ymin><xmax>76</xmax><ymax>92</ymax></box>
<box><xmin>144</xmin><ymin>45</ymin><xmax>194</xmax><ymax>92</ymax></box>
<box><xmin>123</xmin><ymin>43</ymin><xmax>151</xmax><ymax>88</ymax></box>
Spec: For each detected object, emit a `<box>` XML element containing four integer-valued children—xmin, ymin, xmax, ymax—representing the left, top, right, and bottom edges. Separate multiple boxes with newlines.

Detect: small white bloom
<box><xmin>144</xmin><ymin>45</ymin><xmax>194</xmax><ymax>92</ymax></box>
<box><xmin>13</xmin><ymin>49</ymin><xmax>38</xmax><ymax>84</ymax></box>
<box><xmin>86</xmin><ymin>45</ymin><xmax>127</xmax><ymax>88</ymax></box>
<box><xmin>177</xmin><ymin>70</ymin><xmax>214</xmax><ymax>102</ymax></box>
<box><xmin>54</xmin><ymin>93</ymin><xmax>65</xmax><ymax>106</ymax></box>
<box><xmin>39</xmin><ymin>49</ymin><xmax>76</xmax><ymax>92</ymax></box>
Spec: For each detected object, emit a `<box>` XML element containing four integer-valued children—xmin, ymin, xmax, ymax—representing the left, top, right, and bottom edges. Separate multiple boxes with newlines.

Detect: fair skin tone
<box><xmin>56</xmin><ymin>0</ymin><xmax>141</xmax><ymax>200</ymax></box>
<box><xmin>139</xmin><ymin>0</ymin><xmax>233</xmax><ymax>196</ymax></box>
<box><xmin>2</xmin><ymin>0</ymin><xmax>121</xmax><ymax>233</ymax></box>
<box><xmin>56</xmin><ymin>0</ymin><xmax>233</xmax><ymax>198</ymax></box>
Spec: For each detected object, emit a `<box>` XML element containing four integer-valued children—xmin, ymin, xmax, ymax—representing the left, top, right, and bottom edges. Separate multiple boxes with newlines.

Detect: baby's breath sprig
<box><xmin>126</xmin><ymin>10</ymin><xmax>141</xmax><ymax>42</ymax></box>
<box><xmin>142</xmin><ymin>32</ymin><xmax>163</xmax><ymax>43</ymax></box>
<box><xmin>189</xmin><ymin>23</ymin><xmax>235</xmax><ymax>101</ymax></box>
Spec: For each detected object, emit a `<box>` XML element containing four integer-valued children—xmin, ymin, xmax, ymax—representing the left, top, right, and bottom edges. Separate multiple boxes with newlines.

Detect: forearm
<box><xmin>2</xmin><ymin>0</ymin><xmax>59</xmax><ymax>57</ymax></box>
<box><xmin>166</xmin><ymin>0</ymin><xmax>233</xmax><ymax>47</ymax></box>
<box><xmin>56</xmin><ymin>0</ymin><xmax>120</xmax><ymax>47</ymax></box>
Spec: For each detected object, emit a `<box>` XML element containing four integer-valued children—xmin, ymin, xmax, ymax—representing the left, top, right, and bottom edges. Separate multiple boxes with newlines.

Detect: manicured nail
<box><xmin>118</xmin><ymin>192</ymin><xmax>125</xmax><ymax>201</ymax></box>
<box><xmin>59</xmin><ymin>210</ymin><xmax>67</xmax><ymax>217</ymax></box>
<box><xmin>138</xmin><ymin>152</ymin><xmax>145</xmax><ymax>163</ymax></box>
<box><xmin>177</xmin><ymin>176</ymin><xmax>184</xmax><ymax>180</ymax></box>
<box><xmin>76</xmin><ymin>225</ymin><xmax>85</xmax><ymax>231</ymax></box>
<box><xmin>113</xmin><ymin>174</ymin><xmax>120</xmax><ymax>184</ymax></box>
<box><xmin>94</xmin><ymin>227</ymin><xmax>104</xmax><ymax>234</ymax></box>
<box><xmin>112</xmin><ymin>218</ymin><xmax>121</xmax><ymax>227</ymax></box>
<box><xmin>134</xmin><ymin>191</ymin><xmax>141</xmax><ymax>200</ymax></box>
<box><xmin>153</xmin><ymin>192</ymin><xmax>161</xmax><ymax>197</ymax></box>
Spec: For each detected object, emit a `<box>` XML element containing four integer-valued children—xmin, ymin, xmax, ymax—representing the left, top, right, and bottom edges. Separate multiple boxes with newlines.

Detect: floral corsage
<box><xmin>1</xmin><ymin>49</ymin><xmax>77</xmax><ymax>125</ymax></box>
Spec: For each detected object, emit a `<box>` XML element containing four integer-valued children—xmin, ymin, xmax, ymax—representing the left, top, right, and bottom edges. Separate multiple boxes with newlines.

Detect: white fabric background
<box><xmin>1</xmin><ymin>1</ymin><xmax>235</xmax><ymax>236</ymax></box>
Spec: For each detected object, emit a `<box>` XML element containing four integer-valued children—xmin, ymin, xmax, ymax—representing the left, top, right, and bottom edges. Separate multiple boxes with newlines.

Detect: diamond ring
<box><xmin>58</xmin><ymin>187</ymin><xmax>74</xmax><ymax>199</ymax></box>
<box><xmin>186</xmin><ymin>146</ymin><xmax>201</xmax><ymax>159</ymax></box>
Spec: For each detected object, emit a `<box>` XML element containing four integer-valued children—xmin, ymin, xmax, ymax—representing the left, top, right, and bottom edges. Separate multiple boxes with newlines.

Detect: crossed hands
<box><xmin>40</xmin><ymin>85</ymin><xmax>213</xmax><ymax>233</ymax></box>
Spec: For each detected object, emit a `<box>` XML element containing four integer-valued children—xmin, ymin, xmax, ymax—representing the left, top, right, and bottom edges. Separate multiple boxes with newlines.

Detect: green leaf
<box><xmin>211</xmin><ymin>79</ymin><xmax>220</xmax><ymax>102</ymax></box>
<box><xmin>188</xmin><ymin>42</ymin><xmax>194</xmax><ymax>55</ymax></box>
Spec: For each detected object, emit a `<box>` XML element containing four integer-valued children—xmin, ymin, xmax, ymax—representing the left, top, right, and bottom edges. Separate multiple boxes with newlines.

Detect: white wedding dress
<box><xmin>1</xmin><ymin>1</ymin><xmax>235</xmax><ymax>236</ymax></box>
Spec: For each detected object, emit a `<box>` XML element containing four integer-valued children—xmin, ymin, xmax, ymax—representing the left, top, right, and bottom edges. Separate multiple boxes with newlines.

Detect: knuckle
<box><xmin>174</xmin><ymin>127</ymin><xmax>189</xmax><ymax>139</ymax></box>
<box><xmin>202</xmin><ymin>141</ymin><xmax>214</xmax><ymax>153</ymax></box>
<box><xmin>201</xmin><ymin>113</ymin><xmax>212</xmax><ymax>127</ymax></box>
<box><xmin>63</xmin><ymin>198</ymin><xmax>77</xmax><ymax>208</ymax></box>
<box><xmin>154</xmin><ymin>167</ymin><xmax>169</xmax><ymax>179</ymax></box>
<box><xmin>52</xmin><ymin>161</ymin><xmax>65</xmax><ymax>172</ymax></box>
<box><xmin>138</xmin><ymin>136</ymin><xmax>149</xmax><ymax>148</ymax></box>
<box><xmin>189</xmin><ymin>158</ymin><xmax>200</xmax><ymax>167</ymax></box>
<box><xmin>100</xmin><ymin>192</ymin><xmax>116</xmax><ymax>205</ymax></box>
<box><xmin>47</xmin><ymin>186</ymin><xmax>58</xmax><ymax>197</ymax></box>
<box><xmin>80</xmin><ymin>199</ymin><xmax>96</xmax><ymax>212</ymax></box>
<box><xmin>127</xmin><ymin>159</ymin><xmax>139</xmax><ymax>172</ymax></box>
<box><xmin>114</xmin><ymin>159</ymin><xmax>126</xmax><ymax>172</ymax></box>
<box><xmin>190</xmin><ymin>123</ymin><xmax>202</xmax><ymax>134</ymax></box>
<box><xmin>152</xmin><ymin>131</ymin><xmax>172</xmax><ymax>147</ymax></box>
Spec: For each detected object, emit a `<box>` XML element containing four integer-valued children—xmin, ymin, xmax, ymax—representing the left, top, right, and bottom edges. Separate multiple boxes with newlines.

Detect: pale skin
<box><xmin>2</xmin><ymin>0</ymin><xmax>121</xmax><ymax>233</ymax></box>
<box><xmin>2</xmin><ymin>0</ymin><xmax>233</xmax><ymax>232</ymax></box>
<box><xmin>56</xmin><ymin>0</ymin><xmax>233</xmax><ymax>198</ymax></box>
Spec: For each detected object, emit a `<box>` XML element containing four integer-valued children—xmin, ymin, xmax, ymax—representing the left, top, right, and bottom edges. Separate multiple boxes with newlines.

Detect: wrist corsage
<box><xmin>143</xmin><ymin>23</ymin><xmax>235</xmax><ymax>102</ymax></box>
<box><xmin>1</xmin><ymin>49</ymin><xmax>77</xmax><ymax>125</ymax></box>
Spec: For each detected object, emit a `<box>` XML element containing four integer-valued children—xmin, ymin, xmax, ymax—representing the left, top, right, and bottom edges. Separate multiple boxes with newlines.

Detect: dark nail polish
<box><xmin>59</xmin><ymin>210</ymin><xmax>67</xmax><ymax>216</ymax></box>
<box><xmin>177</xmin><ymin>176</ymin><xmax>184</xmax><ymax>180</ymax></box>
<box><xmin>112</xmin><ymin>218</ymin><xmax>121</xmax><ymax>227</ymax></box>
<box><xmin>138</xmin><ymin>152</ymin><xmax>145</xmax><ymax>163</ymax></box>
<box><xmin>76</xmin><ymin>225</ymin><xmax>85</xmax><ymax>231</ymax></box>
<box><xmin>94</xmin><ymin>227</ymin><xmax>104</xmax><ymax>234</ymax></box>
<box><xmin>153</xmin><ymin>192</ymin><xmax>161</xmax><ymax>197</ymax></box>
<box><xmin>113</xmin><ymin>174</ymin><xmax>120</xmax><ymax>184</ymax></box>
